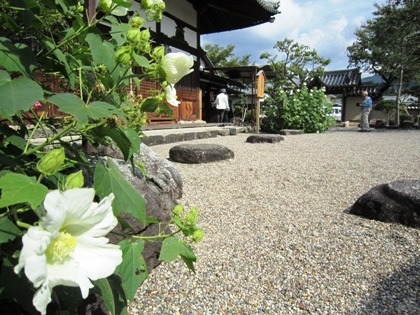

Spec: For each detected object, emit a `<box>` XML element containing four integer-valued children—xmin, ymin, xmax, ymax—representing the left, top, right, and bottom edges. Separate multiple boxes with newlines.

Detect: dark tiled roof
<box><xmin>188</xmin><ymin>0</ymin><xmax>280</xmax><ymax>34</ymax></box>
<box><xmin>320</xmin><ymin>68</ymin><xmax>361</xmax><ymax>88</ymax></box>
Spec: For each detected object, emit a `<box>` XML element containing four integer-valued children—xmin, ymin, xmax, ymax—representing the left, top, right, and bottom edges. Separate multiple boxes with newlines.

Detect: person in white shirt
<box><xmin>213</xmin><ymin>88</ymin><xmax>229</xmax><ymax>123</ymax></box>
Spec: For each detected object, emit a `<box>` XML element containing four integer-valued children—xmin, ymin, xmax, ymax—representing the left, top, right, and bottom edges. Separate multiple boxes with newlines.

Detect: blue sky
<box><xmin>201</xmin><ymin>0</ymin><xmax>387</xmax><ymax>73</ymax></box>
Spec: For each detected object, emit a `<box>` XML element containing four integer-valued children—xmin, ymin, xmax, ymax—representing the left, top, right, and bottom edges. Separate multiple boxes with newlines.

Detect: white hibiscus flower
<box><xmin>161</xmin><ymin>52</ymin><xmax>194</xmax><ymax>85</ymax></box>
<box><xmin>164</xmin><ymin>84</ymin><xmax>181</xmax><ymax>107</ymax></box>
<box><xmin>14</xmin><ymin>188</ymin><xmax>122</xmax><ymax>315</ymax></box>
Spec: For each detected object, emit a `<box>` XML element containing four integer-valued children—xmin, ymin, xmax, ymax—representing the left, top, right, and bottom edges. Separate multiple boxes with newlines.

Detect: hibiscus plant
<box><xmin>0</xmin><ymin>0</ymin><xmax>202</xmax><ymax>314</ymax></box>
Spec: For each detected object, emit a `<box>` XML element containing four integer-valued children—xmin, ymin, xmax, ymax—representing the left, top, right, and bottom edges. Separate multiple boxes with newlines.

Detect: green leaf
<box><xmin>159</xmin><ymin>237</ymin><xmax>197</xmax><ymax>272</ymax></box>
<box><xmin>94</xmin><ymin>125</ymin><xmax>140</xmax><ymax>161</ymax></box>
<box><xmin>85</xmin><ymin>33</ymin><xmax>116</xmax><ymax>70</ymax></box>
<box><xmin>0</xmin><ymin>70</ymin><xmax>43</xmax><ymax>118</ymax></box>
<box><xmin>94</xmin><ymin>159</ymin><xmax>146</xmax><ymax>223</ymax></box>
<box><xmin>0</xmin><ymin>173</ymin><xmax>48</xmax><ymax>209</ymax></box>
<box><xmin>48</xmin><ymin>93</ymin><xmax>123</xmax><ymax>125</ymax></box>
<box><xmin>117</xmin><ymin>239</ymin><xmax>148</xmax><ymax>301</ymax></box>
<box><xmin>140</xmin><ymin>97</ymin><xmax>159</xmax><ymax>112</ymax></box>
<box><xmin>110</xmin><ymin>23</ymin><xmax>130</xmax><ymax>46</ymax></box>
<box><xmin>0</xmin><ymin>217</ymin><xmax>22</xmax><ymax>243</ymax></box>
<box><xmin>132</xmin><ymin>53</ymin><xmax>150</xmax><ymax>68</ymax></box>
<box><xmin>0</xmin><ymin>38</ymin><xmax>37</xmax><ymax>76</ymax></box>
<box><xmin>4</xmin><ymin>134</ymin><xmax>26</xmax><ymax>151</ymax></box>
<box><xmin>94</xmin><ymin>275</ymin><xmax>128</xmax><ymax>315</ymax></box>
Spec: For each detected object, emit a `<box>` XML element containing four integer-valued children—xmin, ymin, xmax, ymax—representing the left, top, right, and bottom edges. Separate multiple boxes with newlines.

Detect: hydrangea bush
<box><xmin>262</xmin><ymin>85</ymin><xmax>335</xmax><ymax>133</ymax></box>
<box><xmin>0</xmin><ymin>0</ymin><xmax>202</xmax><ymax>314</ymax></box>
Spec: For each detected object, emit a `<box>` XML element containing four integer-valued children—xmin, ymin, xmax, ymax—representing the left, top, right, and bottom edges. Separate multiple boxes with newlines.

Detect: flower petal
<box><xmin>74</xmin><ymin>237</ymin><xmax>122</xmax><ymax>280</ymax></box>
<box><xmin>64</xmin><ymin>193</ymin><xmax>117</xmax><ymax>237</ymax></box>
<box><xmin>42</xmin><ymin>188</ymin><xmax>95</xmax><ymax>232</ymax></box>
<box><xmin>15</xmin><ymin>227</ymin><xmax>52</xmax><ymax>287</ymax></box>
<box><xmin>164</xmin><ymin>84</ymin><xmax>180</xmax><ymax>107</ymax></box>
<box><xmin>32</xmin><ymin>282</ymin><xmax>52</xmax><ymax>315</ymax></box>
<box><xmin>47</xmin><ymin>262</ymin><xmax>94</xmax><ymax>298</ymax></box>
<box><xmin>162</xmin><ymin>52</ymin><xmax>194</xmax><ymax>85</ymax></box>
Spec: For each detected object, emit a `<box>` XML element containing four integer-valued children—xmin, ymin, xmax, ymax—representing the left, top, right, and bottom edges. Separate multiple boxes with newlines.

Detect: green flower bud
<box><xmin>130</xmin><ymin>16</ymin><xmax>144</xmax><ymax>29</ymax></box>
<box><xmin>185</xmin><ymin>207</ymin><xmax>198</xmax><ymax>226</ymax></box>
<box><xmin>99</xmin><ymin>0</ymin><xmax>128</xmax><ymax>16</ymax></box>
<box><xmin>172</xmin><ymin>204</ymin><xmax>183</xmax><ymax>216</ymax></box>
<box><xmin>115</xmin><ymin>46</ymin><xmax>132</xmax><ymax>65</ymax></box>
<box><xmin>142</xmin><ymin>42</ymin><xmax>151</xmax><ymax>54</ymax></box>
<box><xmin>127</xmin><ymin>28</ymin><xmax>141</xmax><ymax>44</ymax></box>
<box><xmin>65</xmin><ymin>170</ymin><xmax>84</xmax><ymax>189</ymax></box>
<box><xmin>139</xmin><ymin>29</ymin><xmax>151</xmax><ymax>42</ymax></box>
<box><xmin>99</xmin><ymin>0</ymin><xmax>112</xmax><ymax>12</ymax></box>
<box><xmin>192</xmin><ymin>229</ymin><xmax>205</xmax><ymax>242</ymax></box>
<box><xmin>37</xmin><ymin>148</ymin><xmax>65</xmax><ymax>175</ymax></box>
<box><xmin>152</xmin><ymin>46</ymin><xmax>165</xmax><ymax>61</ymax></box>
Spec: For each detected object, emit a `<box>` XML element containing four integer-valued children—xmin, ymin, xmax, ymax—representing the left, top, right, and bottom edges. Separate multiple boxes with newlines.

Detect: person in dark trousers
<box><xmin>213</xmin><ymin>88</ymin><xmax>229</xmax><ymax>123</ymax></box>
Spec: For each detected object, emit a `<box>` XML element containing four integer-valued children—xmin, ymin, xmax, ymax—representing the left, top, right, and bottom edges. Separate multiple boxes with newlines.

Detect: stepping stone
<box><xmin>279</xmin><ymin>129</ymin><xmax>303</xmax><ymax>135</ymax></box>
<box><xmin>246</xmin><ymin>134</ymin><xmax>284</xmax><ymax>143</ymax></box>
<box><xmin>169</xmin><ymin>143</ymin><xmax>234</xmax><ymax>164</ymax></box>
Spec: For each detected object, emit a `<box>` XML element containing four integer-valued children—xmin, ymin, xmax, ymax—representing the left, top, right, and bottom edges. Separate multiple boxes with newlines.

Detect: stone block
<box><xmin>246</xmin><ymin>134</ymin><xmax>284</xmax><ymax>143</ymax></box>
<box><xmin>169</xmin><ymin>143</ymin><xmax>234</xmax><ymax>164</ymax></box>
<box><xmin>141</xmin><ymin>135</ymin><xmax>164</xmax><ymax>146</ymax></box>
<box><xmin>279</xmin><ymin>129</ymin><xmax>303</xmax><ymax>135</ymax></box>
<box><xmin>229</xmin><ymin>128</ymin><xmax>238</xmax><ymax>135</ymax></box>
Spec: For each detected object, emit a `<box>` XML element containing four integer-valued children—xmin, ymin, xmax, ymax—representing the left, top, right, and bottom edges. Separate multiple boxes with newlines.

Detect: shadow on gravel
<box><xmin>355</xmin><ymin>257</ymin><xmax>420</xmax><ymax>314</ymax></box>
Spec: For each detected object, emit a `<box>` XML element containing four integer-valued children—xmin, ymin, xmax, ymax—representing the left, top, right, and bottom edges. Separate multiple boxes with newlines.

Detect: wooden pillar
<box><xmin>255</xmin><ymin>70</ymin><xmax>266</xmax><ymax>134</ymax></box>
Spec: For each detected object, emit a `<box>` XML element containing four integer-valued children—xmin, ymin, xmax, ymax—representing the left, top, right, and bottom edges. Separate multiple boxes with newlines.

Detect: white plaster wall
<box><xmin>163</xmin><ymin>0</ymin><xmax>197</xmax><ymax>48</ymax></box>
<box><xmin>131</xmin><ymin>0</ymin><xmax>197</xmax><ymax>47</ymax></box>
<box><xmin>345</xmin><ymin>96</ymin><xmax>386</xmax><ymax>122</ymax></box>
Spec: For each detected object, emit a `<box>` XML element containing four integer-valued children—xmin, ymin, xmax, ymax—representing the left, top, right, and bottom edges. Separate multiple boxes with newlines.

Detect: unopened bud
<box><xmin>139</xmin><ymin>29</ymin><xmax>151</xmax><ymax>42</ymax></box>
<box><xmin>115</xmin><ymin>46</ymin><xmax>132</xmax><ymax>65</ymax></box>
<box><xmin>127</xmin><ymin>28</ymin><xmax>141</xmax><ymax>44</ymax></box>
<box><xmin>37</xmin><ymin>148</ymin><xmax>65</xmax><ymax>175</ymax></box>
<box><xmin>152</xmin><ymin>46</ymin><xmax>165</xmax><ymax>61</ymax></box>
<box><xmin>130</xmin><ymin>16</ymin><xmax>144</xmax><ymax>29</ymax></box>
<box><xmin>172</xmin><ymin>204</ymin><xmax>183</xmax><ymax>216</ymax></box>
<box><xmin>65</xmin><ymin>170</ymin><xmax>84</xmax><ymax>189</ymax></box>
<box><xmin>185</xmin><ymin>207</ymin><xmax>198</xmax><ymax>226</ymax></box>
<box><xmin>192</xmin><ymin>229</ymin><xmax>205</xmax><ymax>242</ymax></box>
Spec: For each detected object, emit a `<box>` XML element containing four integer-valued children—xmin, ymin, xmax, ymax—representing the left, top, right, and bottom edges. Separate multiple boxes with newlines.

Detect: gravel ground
<box><xmin>129</xmin><ymin>129</ymin><xmax>420</xmax><ymax>315</ymax></box>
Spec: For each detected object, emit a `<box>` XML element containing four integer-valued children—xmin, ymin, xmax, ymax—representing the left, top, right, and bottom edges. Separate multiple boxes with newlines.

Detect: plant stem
<box><xmin>22</xmin><ymin>122</ymin><xmax>76</xmax><ymax>156</ymax></box>
<box><xmin>24</xmin><ymin>110</ymin><xmax>46</xmax><ymax>153</ymax></box>
<box><xmin>131</xmin><ymin>229</ymin><xmax>182</xmax><ymax>240</ymax></box>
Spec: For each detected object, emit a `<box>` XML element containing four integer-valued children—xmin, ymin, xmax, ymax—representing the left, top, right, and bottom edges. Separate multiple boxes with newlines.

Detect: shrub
<box><xmin>262</xmin><ymin>85</ymin><xmax>334</xmax><ymax>133</ymax></box>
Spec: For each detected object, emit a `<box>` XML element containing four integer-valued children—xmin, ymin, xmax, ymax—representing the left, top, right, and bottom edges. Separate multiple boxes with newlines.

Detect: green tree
<box><xmin>260</xmin><ymin>38</ymin><xmax>330</xmax><ymax>90</ymax></box>
<box><xmin>203</xmin><ymin>43</ymin><xmax>252</xmax><ymax>67</ymax></box>
<box><xmin>347</xmin><ymin>0</ymin><xmax>420</xmax><ymax>123</ymax></box>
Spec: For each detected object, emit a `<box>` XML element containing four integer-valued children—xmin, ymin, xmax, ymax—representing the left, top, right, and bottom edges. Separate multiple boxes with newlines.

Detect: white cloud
<box><xmin>202</xmin><ymin>0</ymin><xmax>387</xmax><ymax>70</ymax></box>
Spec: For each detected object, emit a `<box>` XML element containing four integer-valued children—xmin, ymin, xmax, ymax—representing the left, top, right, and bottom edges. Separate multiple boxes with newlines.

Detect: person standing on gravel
<box><xmin>213</xmin><ymin>88</ymin><xmax>229</xmax><ymax>124</ymax></box>
<box><xmin>359</xmin><ymin>91</ymin><xmax>372</xmax><ymax>132</ymax></box>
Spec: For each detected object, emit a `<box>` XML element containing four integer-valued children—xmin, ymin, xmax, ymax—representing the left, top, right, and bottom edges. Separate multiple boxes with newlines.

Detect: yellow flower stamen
<box><xmin>46</xmin><ymin>232</ymin><xmax>76</xmax><ymax>264</ymax></box>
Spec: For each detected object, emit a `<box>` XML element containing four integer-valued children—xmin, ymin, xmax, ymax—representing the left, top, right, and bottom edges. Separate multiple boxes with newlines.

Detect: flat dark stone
<box><xmin>169</xmin><ymin>143</ymin><xmax>234</xmax><ymax>164</ymax></box>
<box><xmin>279</xmin><ymin>129</ymin><xmax>303</xmax><ymax>135</ymax></box>
<box><xmin>246</xmin><ymin>134</ymin><xmax>284</xmax><ymax>143</ymax></box>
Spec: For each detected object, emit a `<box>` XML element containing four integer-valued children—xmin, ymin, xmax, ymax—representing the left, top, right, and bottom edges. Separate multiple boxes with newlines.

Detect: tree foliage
<box><xmin>347</xmin><ymin>0</ymin><xmax>420</xmax><ymax>90</ymax></box>
<box><xmin>260</xmin><ymin>38</ymin><xmax>330</xmax><ymax>90</ymax></box>
<box><xmin>203</xmin><ymin>43</ymin><xmax>252</xmax><ymax>67</ymax></box>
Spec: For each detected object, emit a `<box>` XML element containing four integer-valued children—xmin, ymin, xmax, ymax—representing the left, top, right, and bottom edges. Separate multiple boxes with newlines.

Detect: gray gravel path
<box><xmin>129</xmin><ymin>129</ymin><xmax>420</xmax><ymax>315</ymax></box>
